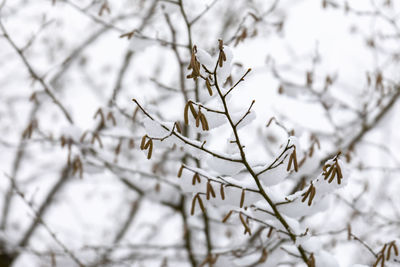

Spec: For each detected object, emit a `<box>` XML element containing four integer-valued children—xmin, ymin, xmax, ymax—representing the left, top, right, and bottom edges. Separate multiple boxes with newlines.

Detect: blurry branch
<box><xmin>91</xmin><ymin>198</ymin><xmax>142</xmax><ymax>266</ymax></box>
<box><xmin>150</xmin><ymin>78</ymin><xmax>192</xmax><ymax>93</ymax></box>
<box><xmin>108</xmin><ymin>0</ymin><xmax>160</xmax><ymax>108</ymax></box>
<box><xmin>63</xmin><ymin>0</ymin><xmax>186</xmax><ymax>49</ymax></box>
<box><xmin>88</xmin><ymin>155</ymin><xmax>181</xmax><ymax>190</ymax></box>
<box><xmin>189</xmin><ymin>0</ymin><xmax>218</xmax><ymax>26</ymax></box>
<box><xmin>5</xmin><ymin>173</ymin><xmax>86</xmax><ymax>267</ymax></box>
<box><xmin>20</xmin><ymin>19</ymin><xmax>55</xmax><ymax>52</ymax></box>
<box><xmin>60</xmin><ymin>0</ymin><xmax>124</xmax><ymax>32</ymax></box>
<box><xmin>108</xmin><ymin>50</ymin><xmax>133</xmax><ymax>106</ymax></box>
<box><xmin>225</xmin><ymin>0</ymin><xmax>281</xmax><ymax>46</ymax></box>
<box><xmin>177</xmin><ymin>0</ymin><xmax>193</xmax><ymax>50</ymax></box>
<box><xmin>321</xmin><ymin>86</ymin><xmax>400</xmax><ymax>164</ymax></box>
<box><xmin>17</xmin><ymin>167</ymin><xmax>71</xmax><ymax>249</ymax></box>
<box><xmin>120</xmin><ymin>177</ymin><xmax>180</xmax><ymax>211</ymax></box>
<box><xmin>162</xmin><ymin>8</ymin><xmax>189</xmax><ymax>103</ymax></box>
<box><xmin>0</xmin><ymin>105</ymin><xmax>39</xmax><ymax>230</ymax></box>
<box><xmin>49</xmin><ymin>26</ymin><xmax>113</xmax><ymax>86</ymax></box>
<box><xmin>0</xmin><ymin>20</ymin><xmax>74</xmax><ymax>124</ymax></box>
<box><xmin>179</xmin><ymin>196</ymin><xmax>197</xmax><ymax>267</ymax></box>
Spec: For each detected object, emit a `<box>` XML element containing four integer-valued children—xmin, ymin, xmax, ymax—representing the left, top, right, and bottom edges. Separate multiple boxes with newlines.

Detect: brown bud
<box><xmin>207</xmin><ymin>181</ymin><xmax>216</xmax><ymax>199</ymax></box>
<box><xmin>206</xmin><ymin>79</ymin><xmax>213</xmax><ymax>96</ymax></box>
<box><xmin>240</xmin><ymin>189</ymin><xmax>245</xmax><ymax>208</ymax></box>
<box><xmin>177</xmin><ymin>165</ymin><xmax>184</xmax><ymax>178</ymax></box>
<box><xmin>258</xmin><ymin>248</ymin><xmax>268</xmax><ymax>263</ymax></box>
<box><xmin>239</xmin><ymin>213</ymin><xmax>251</xmax><ymax>235</ymax></box>
<box><xmin>140</xmin><ymin>135</ymin><xmax>147</xmax><ymax>150</ymax></box>
<box><xmin>192</xmin><ymin>173</ymin><xmax>201</xmax><ymax>185</ymax></box>
<box><xmin>220</xmin><ymin>184</ymin><xmax>225</xmax><ymax>200</ymax></box>
<box><xmin>175</xmin><ymin>122</ymin><xmax>182</xmax><ymax>134</ymax></box>
<box><xmin>222</xmin><ymin>210</ymin><xmax>233</xmax><ymax>223</ymax></box>
<box><xmin>200</xmin><ymin>113</ymin><xmax>209</xmax><ymax>131</ymax></box>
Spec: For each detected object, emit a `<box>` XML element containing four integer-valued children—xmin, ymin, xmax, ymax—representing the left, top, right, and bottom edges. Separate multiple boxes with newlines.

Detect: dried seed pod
<box><xmin>292</xmin><ymin>149</ymin><xmax>299</xmax><ymax>172</ymax></box>
<box><xmin>392</xmin><ymin>241</ymin><xmax>399</xmax><ymax>256</ymax></box>
<box><xmin>146</xmin><ymin>140</ymin><xmax>153</xmax><ymax>160</ymax></box>
<box><xmin>72</xmin><ymin>156</ymin><xmax>83</xmax><ymax>178</ymax></box>
<box><xmin>322</xmin><ymin>164</ymin><xmax>331</xmax><ymax>173</ymax></box>
<box><xmin>184</xmin><ymin>102</ymin><xmax>190</xmax><ymax>125</ymax></box>
<box><xmin>381</xmin><ymin>244</ymin><xmax>388</xmax><ymax>254</ymax></box>
<box><xmin>195</xmin><ymin>112</ymin><xmax>201</xmax><ymax>128</ymax></box>
<box><xmin>387</xmin><ymin>245</ymin><xmax>392</xmax><ymax>261</ymax></box>
<box><xmin>239</xmin><ymin>213</ymin><xmax>251</xmax><ymax>235</ymax></box>
<box><xmin>80</xmin><ymin>131</ymin><xmax>88</xmax><ymax>143</ymax></box>
<box><xmin>187</xmin><ymin>46</ymin><xmax>200</xmax><ymax>79</ymax></box>
<box><xmin>307</xmin><ymin>253</ymin><xmax>315</xmax><ymax>267</ymax></box>
<box><xmin>218</xmin><ymin>51</ymin><xmax>226</xmax><ymax>67</ymax></box>
<box><xmin>189</xmin><ymin>102</ymin><xmax>197</xmax><ymax>118</ymax></box>
<box><xmin>98</xmin><ymin>2</ymin><xmax>111</xmax><ymax>16</ymax></box>
<box><xmin>309</xmin><ymin>146</ymin><xmax>314</xmax><ymax>157</ymax></box>
<box><xmin>328</xmin><ymin>167</ymin><xmax>337</xmax><ymax>183</ymax></box>
<box><xmin>192</xmin><ymin>173</ymin><xmax>201</xmax><ymax>185</ymax></box>
<box><xmin>222</xmin><ymin>210</ymin><xmax>233</xmax><ymax>223</ymax></box>
<box><xmin>308</xmin><ymin>186</ymin><xmax>316</xmax><ymax>206</ymax></box>
<box><xmin>177</xmin><ymin>165</ymin><xmax>184</xmax><ymax>178</ymax></box>
<box><xmin>140</xmin><ymin>135</ymin><xmax>147</xmax><ymax>150</ymax></box>
<box><xmin>218</xmin><ymin>39</ymin><xmax>224</xmax><ymax>50</ymax></box>
<box><xmin>240</xmin><ymin>189</ymin><xmax>245</xmax><ymax>208</ymax></box>
<box><xmin>197</xmin><ymin>194</ymin><xmax>206</xmax><ymax>213</ymax></box>
<box><xmin>94</xmin><ymin>108</ymin><xmax>104</xmax><ymax>120</ymax></box>
<box><xmin>373</xmin><ymin>253</ymin><xmax>384</xmax><ymax>267</ymax></box>
<box><xmin>301</xmin><ymin>191</ymin><xmax>311</xmax><ymax>203</ymax></box>
<box><xmin>206</xmin><ymin>181</ymin><xmax>216</xmax><ymax>199</ymax></box>
<box><xmin>301</xmin><ymin>184</ymin><xmax>313</xmax><ymax>203</ymax></box>
<box><xmin>190</xmin><ymin>194</ymin><xmax>205</xmax><ymax>215</ymax></box>
<box><xmin>336</xmin><ymin>162</ymin><xmax>343</xmax><ymax>179</ymax></box>
<box><xmin>220</xmin><ymin>184</ymin><xmax>225</xmax><ymax>200</ymax></box>
<box><xmin>200</xmin><ymin>113</ymin><xmax>209</xmax><ymax>131</ymax></box>
<box><xmin>286</xmin><ymin>154</ymin><xmax>293</xmax><ymax>172</ymax></box>
<box><xmin>175</xmin><ymin>121</ymin><xmax>182</xmax><ymax>134</ymax></box>
<box><xmin>221</xmin><ymin>50</ymin><xmax>226</xmax><ymax>61</ymax></box>
<box><xmin>91</xmin><ymin>133</ymin><xmax>103</xmax><ymax>148</ymax></box>
<box><xmin>324</xmin><ymin>164</ymin><xmax>334</xmax><ymax>180</ymax></box>
<box><xmin>107</xmin><ymin>112</ymin><xmax>116</xmax><ymax>126</ymax></box>
<box><xmin>258</xmin><ymin>248</ymin><xmax>268</xmax><ymax>263</ymax></box>
<box><xmin>206</xmin><ymin>185</ymin><xmax>211</xmax><ymax>200</ymax></box>
<box><xmin>205</xmin><ymin>79</ymin><xmax>213</xmax><ymax>96</ymax></box>
<box><xmin>190</xmin><ymin>195</ymin><xmax>197</xmax><ymax>216</ymax></box>
<box><xmin>144</xmin><ymin>139</ymin><xmax>151</xmax><ymax>150</ymax></box>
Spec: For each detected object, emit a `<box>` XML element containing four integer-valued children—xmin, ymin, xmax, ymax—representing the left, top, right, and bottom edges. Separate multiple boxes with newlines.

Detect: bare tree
<box><xmin>1</xmin><ymin>0</ymin><xmax>400</xmax><ymax>266</ymax></box>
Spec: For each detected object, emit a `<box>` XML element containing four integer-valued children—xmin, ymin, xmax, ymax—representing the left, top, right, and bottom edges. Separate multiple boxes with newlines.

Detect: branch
<box><xmin>0</xmin><ymin>20</ymin><xmax>74</xmax><ymax>124</ymax></box>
